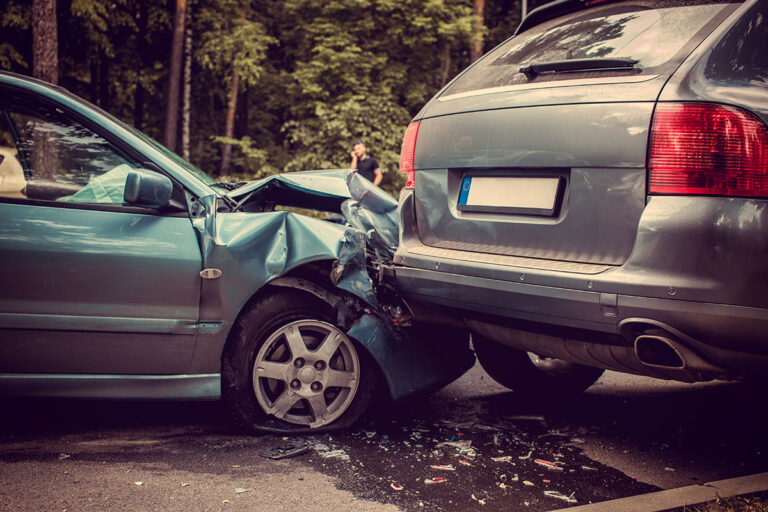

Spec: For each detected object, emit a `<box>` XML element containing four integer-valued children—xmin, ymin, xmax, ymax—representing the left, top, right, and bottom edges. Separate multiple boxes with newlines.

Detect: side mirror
<box><xmin>124</xmin><ymin>169</ymin><xmax>173</xmax><ymax>208</ymax></box>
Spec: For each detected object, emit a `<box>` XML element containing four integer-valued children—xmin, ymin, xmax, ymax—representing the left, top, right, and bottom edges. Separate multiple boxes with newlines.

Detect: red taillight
<box><xmin>649</xmin><ymin>103</ymin><xmax>768</xmax><ymax>198</ymax></box>
<box><xmin>399</xmin><ymin>121</ymin><xmax>420</xmax><ymax>189</ymax></box>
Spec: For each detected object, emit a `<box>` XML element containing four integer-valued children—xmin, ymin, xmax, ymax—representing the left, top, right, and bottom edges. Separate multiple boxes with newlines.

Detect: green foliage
<box><xmin>0</xmin><ymin>1</ymin><xmax>30</xmax><ymax>71</ymax></box>
<box><xmin>195</xmin><ymin>0</ymin><xmax>275</xmax><ymax>87</ymax></box>
<box><xmin>4</xmin><ymin>0</ymin><xmax>524</xmax><ymax>196</ymax></box>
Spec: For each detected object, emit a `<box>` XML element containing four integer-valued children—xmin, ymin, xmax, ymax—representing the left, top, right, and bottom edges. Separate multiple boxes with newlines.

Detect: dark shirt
<box><xmin>355</xmin><ymin>156</ymin><xmax>379</xmax><ymax>183</ymax></box>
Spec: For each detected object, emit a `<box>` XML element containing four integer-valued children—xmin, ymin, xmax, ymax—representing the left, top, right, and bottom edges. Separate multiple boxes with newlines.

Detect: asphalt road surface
<box><xmin>1</xmin><ymin>363</ymin><xmax>766</xmax><ymax>511</ymax></box>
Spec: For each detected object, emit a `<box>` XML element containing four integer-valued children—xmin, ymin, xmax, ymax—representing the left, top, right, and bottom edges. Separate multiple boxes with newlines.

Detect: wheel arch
<box><xmin>220</xmin><ymin>261</ymin><xmax>392</xmax><ymax>403</ymax></box>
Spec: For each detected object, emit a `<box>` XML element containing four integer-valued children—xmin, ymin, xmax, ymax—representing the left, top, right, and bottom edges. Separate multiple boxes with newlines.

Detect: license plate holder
<box><xmin>457</xmin><ymin>176</ymin><xmax>564</xmax><ymax>216</ymax></box>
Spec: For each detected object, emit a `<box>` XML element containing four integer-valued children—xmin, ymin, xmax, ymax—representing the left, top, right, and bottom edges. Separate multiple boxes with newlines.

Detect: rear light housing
<box><xmin>649</xmin><ymin>103</ymin><xmax>768</xmax><ymax>198</ymax></box>
<box><xmin>399</xmin><ymin>121</ymin><xmax>420</xmax><ymax>189</ymax></box>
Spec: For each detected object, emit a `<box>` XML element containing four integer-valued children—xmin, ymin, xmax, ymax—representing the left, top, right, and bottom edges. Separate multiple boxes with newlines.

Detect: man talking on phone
<box><xmin>349</xmin><ymin>141</ymin><xmax>383</xmax><ymax>186</ymax></box>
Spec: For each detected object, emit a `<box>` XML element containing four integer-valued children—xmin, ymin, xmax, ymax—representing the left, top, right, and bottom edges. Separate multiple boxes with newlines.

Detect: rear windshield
<box><xmin>442</xmin><ymin>1</ymin><xmax>738</xmax><ymax>97</ymax></box>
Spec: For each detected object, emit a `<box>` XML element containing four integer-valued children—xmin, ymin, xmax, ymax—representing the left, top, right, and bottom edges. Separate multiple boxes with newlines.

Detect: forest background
<box><xmin>1</xmin><ymin>0</ymin><xmax>547</xmax><ymax>195</ymax></box>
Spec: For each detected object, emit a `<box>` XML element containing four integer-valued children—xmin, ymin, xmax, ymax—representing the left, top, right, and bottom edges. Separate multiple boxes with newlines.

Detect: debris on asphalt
<box><xmin>134</xmin><ymin>481</ymin><xmax>143</xmax><ymax>486</ymax></box>
<box><xmin>234</xmin><ymin>488</ymin><xmax>252</xmax><ymax>494</ymax></box>
<box><xmin>436</xmin><ymin>439</ymin><xmax>477</xmax><ymax>458</ymax></box>
<box><xmin>523</xmin><ymin>480</ymin><xmax>534</xmax><ymax>486</ymax></box>
<box><xmin>458</xmin><ymin>459</ymin><xmax>473</xmax><ymax>466</ymax></box>
<box><xmin>259</xmin><ymin>442</ymin><xmax>311</xmax><ymax>460</ymax></box>
<box><xmin>540</xmin><ymin>430</ymin><xmax>570</xmax><ymax>438</ymax></box>
<box><xmin>534</xmin><ymin>459</ymin><xmax>565</xmax><ymax>471</ymax></box>
<box><xmin>544</xmin><ymin>490</ymin><xmax>578</xmax><ymax>504</ymax></box>
<box><xmin>471</xmin><ymin>494</ymin><xmax>487</xmax><ymax>505</ymax></box>
<box><xmin>58</xmin><ymin>453</ymin><xmax>71</xmax><ymax>460</ymax></box>
<box><xmin>424</xmin><ymin>477</ymin><xmax>448</xmax><ymax>485</ymax></box>
<box><xmin>181</xmin><ymin>483</ymin><xmax>190</xmax><ymax>487</ymax></box>
<box><xmin>390</xmin><ymin>482</ymin><xmax>403</xmax><ymax>491</ymax></box>
<box><xmin>320</xmin><ymin>449</ymin><xmax>351</xmax><ymax>461</ymax></box>
<box><xmin>491</xmin><ymin>456</ymin><xmax>514</xmax><ymax>463</ymax></box>
<box><xmin>508</xmin><ymin>415</ymin><xmax>546</xmax><ymax>423</ymax></box>
<box><xmin>313</xmin><ymin>443</ymin><xmax>351</xmax><ymax>461</ymax></box>
<box><xmin>436</xmin><ymin>439</ymin><xmax>473</xmax><ymax>451</ymax></box>
<box><xmin>581</xmin><ymin>465</ymin><xmax>598</xmax><ymax>471</ymax></box>
<box><xmin>519</xmin><ymin>449</ymin><xmax>534</xmax><ymax>460</ymax></box>
<box><xmin>664</xmin><ymin>467</ymin><xmax>676</xmax><ymax>472</ymax></box>
<box><xmin>430</xmin><ymin>464</ymin><xmax>456</xmax><ymax>471</ymax></box>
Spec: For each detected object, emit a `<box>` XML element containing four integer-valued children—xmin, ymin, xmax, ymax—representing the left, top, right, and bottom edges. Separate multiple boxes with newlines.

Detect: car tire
<box><xmin>473</xmin><ymin>333</ymin><xmax>604</xmax><ymax>396</ymax></box>
<box><xmin>222</xmin><ymin>289</ymin><xmax>375</xmax><ymax>433</ymax></box>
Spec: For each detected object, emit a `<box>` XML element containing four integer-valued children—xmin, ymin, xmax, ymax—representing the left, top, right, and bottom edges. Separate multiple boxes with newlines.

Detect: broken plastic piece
<box><xmin>391</xmin><ymin>482</ymin><xmax>403</xmax><ymax>491</ymax></box>
<box><xmin>430</xmin><ymin>464</ymin><xmax>456</xmax><ymax>471</ymax></box>
<box><xmin>534</xmin><ymin>459</ymin><xmax>564</xmax><ymax>471</ymax></box>
<box><xmin>523</xmin><ymin>481</ymin><xmax>534</xmax><ymax>486</ymax></box>
<box><xmin>458</xmin><ymin>459</ymin><xmax>473</xmax><ymax>467</ymax></box>
<box><xmin>544</xmin><ymin>490</ymin><xmax>577</xmax><ymax>504</ymax></box>
<box><xmin>259</xmin><ymin>443</ymin><xmax>311</xmax><ymax>460</ymax></box>
<box><xmin>492</xmin><ymin>456</ymin><xmax>513</xmax><ymax>463</ymax></box>
<box><xmin>424</xmin><ymin>477</ymin><xmax>448</xmax><ymax>485</ymax></box>
<box><xmin>58</xmin><ymin>453</ymin><xmax>71</xmax><ymax>460</ymax></box>
<box><xmin>134</xmin><ymin>481</ymin><xmax>143</xmax><ymax>486</ymax></box>
<box><xmin>519</xmin><ymin>449</ymin><xmax>533</xmax><ymax>460</ymax></box>
<box><xmin>471</xmin><ymin>494</ymin><xmax>487</xmax><ymax>505</ymax></box>
<box><xmin>234</xmin><ymin>488</ymin><xmax>252</xmax><ymax>494</ymax></box>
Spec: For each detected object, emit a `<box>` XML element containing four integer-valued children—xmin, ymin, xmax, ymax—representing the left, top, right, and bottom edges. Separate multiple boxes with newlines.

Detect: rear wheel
<box><xmin>222</xmin><ymin>290</ymin><xmax>375</xmax><ymax>433</ymax></box>
<box><xmin>473</xmin><ymin>333</ymin><xmax>604</xmax><ymax>395</ymax></box>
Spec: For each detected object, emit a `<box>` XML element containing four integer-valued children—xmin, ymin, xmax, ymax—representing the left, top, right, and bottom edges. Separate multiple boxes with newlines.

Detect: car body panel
<box><xmin>0</xmin><ymin>201</ymin><xmax>202</xmax><ymax>374</ymax></box>
<box><xmin>413</xmin><ymin>102</ymin><xmax>652</xmax><ymax>265</ymax></box>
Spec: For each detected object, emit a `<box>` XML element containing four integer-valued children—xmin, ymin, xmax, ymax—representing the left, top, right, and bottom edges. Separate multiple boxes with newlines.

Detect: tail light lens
<box><xmin>649</xmin><ymin>103</ymin><xmax>768</xmax><ymax>198</ymax></box>
<box><xmin>399</xmin><ymin>121</ymin><xmax>420</xmax><ymax>189</ymax></box>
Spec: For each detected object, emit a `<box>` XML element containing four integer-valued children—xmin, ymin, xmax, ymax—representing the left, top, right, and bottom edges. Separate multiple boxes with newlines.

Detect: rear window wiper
<box><xmin>519</xmin><ymin>57</ymin><xmax>638</xmax><ymax>78</ymax></box>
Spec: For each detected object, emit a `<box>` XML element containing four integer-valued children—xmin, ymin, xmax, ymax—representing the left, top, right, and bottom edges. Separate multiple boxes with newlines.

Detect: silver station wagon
<box><xmin>392</xmin><ymin>0</ymin><xmax>768</xmax><ymax>394</ymax></box>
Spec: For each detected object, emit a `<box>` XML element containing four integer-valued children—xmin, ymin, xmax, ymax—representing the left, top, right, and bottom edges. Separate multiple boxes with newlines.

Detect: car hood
<box><xmin>227</xmin><ymin>169</ymin><xmax>352</xmax><ymax>212</ymax></box>
<box><xmin>227</xmin><ymin>169</ymin><xmax>399</xmax><ymax>259</ymax></box>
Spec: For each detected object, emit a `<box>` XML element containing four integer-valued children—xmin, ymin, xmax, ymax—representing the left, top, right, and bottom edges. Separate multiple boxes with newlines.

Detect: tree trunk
<box><xmin>470</xmin><ymin>0</ymin><xmax>485</xmax><ymax>63</ymax></box>
<box><xmin>181</xmin><ymin>0</ymin><xmax>192</xmax><ymax>161</ymax></box>
<box><xmin>99</xmin><ymin>53</ymin><xmax>110</xmax><ymax>111</ymax></box>
<box><xmin>32</xmin><ymin>0</ymin><xmax>58</xmax><ymax>84</ymax></box>
<box><xmin>134</xmin><ymin>1</ymin><xmax>148</xmax><ymax>130</ymax></box>
<box><xmin>164</xmin><ymin>0</ymin><xmax>187</xmax><ymax>152</ymax></box>
<box><xmin>219</xmin><ymin>4</ymin><xmax>247</xmax><ymax>177</ymax></box>
<box><xmin>219</xmin><ymin>70</ymin><xmax>239</xmax><ymax>177</ymax></box>
<box><xmin>440</xmin><ymin>42</ymin><xmax>452</xmax><ymax>88</ymax></box>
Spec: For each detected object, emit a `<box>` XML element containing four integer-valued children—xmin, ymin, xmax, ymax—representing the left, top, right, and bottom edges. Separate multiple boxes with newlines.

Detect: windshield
<box><xmin>443</xmin><ymin>1</ymin><xmax>737</xmax><ymax>97</ymax></box>
<box><xmin>119</xmin><ymin>123</ymin><xmax>217</xmax><ymax>186</ymax></box>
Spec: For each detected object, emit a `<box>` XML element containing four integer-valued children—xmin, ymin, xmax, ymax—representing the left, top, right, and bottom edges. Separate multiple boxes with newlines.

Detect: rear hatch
<box><xmin>409</xmin><ymin>0</ymin><xmax>740</xmax><ymax>266</ymax></box>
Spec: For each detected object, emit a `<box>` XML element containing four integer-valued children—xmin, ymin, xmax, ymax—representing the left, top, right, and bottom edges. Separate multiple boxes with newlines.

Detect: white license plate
<box><xmin>458</xmin><ymin>176</ymin><xmax>562</xmax><ymax>214</ymax></box>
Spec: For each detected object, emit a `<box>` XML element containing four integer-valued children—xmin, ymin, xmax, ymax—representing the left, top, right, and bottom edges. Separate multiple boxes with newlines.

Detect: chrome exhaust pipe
<box><xmin>634</xmin><ymin>334</ymin><xmax>685</xmax><ymax>369</ymax></box>
<box><xmin>634</xmin><ymin>332</ymin><xmax>724</xmax><ymax>375</ymax></box>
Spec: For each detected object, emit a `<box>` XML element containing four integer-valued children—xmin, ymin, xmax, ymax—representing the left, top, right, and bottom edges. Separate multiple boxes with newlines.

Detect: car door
<box><xmin>0</xmin><ymin>87</ymin><xmax>203</xmax><ymax>375</ymax></box>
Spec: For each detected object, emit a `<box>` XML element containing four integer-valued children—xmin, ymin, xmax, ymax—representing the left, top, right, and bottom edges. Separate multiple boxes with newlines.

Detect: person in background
<box><xmin>349</xmin><ymin>141</ymin><xmax>382</xmax><ymax>186</ymax></box>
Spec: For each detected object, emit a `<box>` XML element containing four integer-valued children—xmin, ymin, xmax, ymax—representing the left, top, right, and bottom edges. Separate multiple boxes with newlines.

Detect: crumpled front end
<box><xmin>193</xmin><ymin>169</ymin><xmax>473</xmax><ymax>405</ymax></box>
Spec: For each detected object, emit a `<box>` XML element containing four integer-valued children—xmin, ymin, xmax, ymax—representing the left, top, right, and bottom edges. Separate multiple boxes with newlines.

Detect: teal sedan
<box><xmin>0</xmin><ymin>72</ymin><xmax>473</xmax><ymax>433</ymax></box>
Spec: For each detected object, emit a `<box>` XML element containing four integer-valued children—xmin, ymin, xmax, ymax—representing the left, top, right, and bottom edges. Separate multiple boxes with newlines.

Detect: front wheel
<box><xmin>222</xmin><ymin>290</ymin><xmax>375</xmax><ymax>433</ymax></box>
<box><xmin>473</xmin><ymin>333</ymin><xmax>604</xmax><ymax>396</ymax></box>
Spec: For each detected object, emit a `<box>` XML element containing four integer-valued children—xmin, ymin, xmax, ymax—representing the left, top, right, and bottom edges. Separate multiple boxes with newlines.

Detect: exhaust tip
<box><xmin>634</xmin><ymin>334</ymin><xmax>685</xmax><ymax>369</ymax></box>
